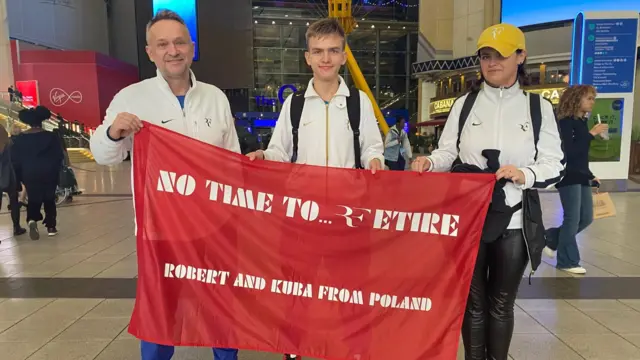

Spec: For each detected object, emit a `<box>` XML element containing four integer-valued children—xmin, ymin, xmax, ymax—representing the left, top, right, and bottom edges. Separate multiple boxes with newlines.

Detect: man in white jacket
<box><xmin>246</xmin><ymin>18</ymin><xmax>384</xmax><ymax>360</ymax></box>
<box><xmin>247</xmin><ymin>18</ymin><xmax>384</xmax><ymax>173</ymax></box>
<box><xmin>89</xmin><ymin>10</ymin><xmax>240</xmax><ymax>360</ymax></box>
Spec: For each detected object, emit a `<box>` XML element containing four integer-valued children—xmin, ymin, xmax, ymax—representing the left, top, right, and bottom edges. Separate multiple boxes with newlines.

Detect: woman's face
<box><xmin>580</xmin><ymin>91</ymin><xmax>596</xmax><ymax>114</ymax></box>
<box><xmin>479</xmin><ymin>48</ymin><xmax>526</xmax><ymax>87</ymax></box>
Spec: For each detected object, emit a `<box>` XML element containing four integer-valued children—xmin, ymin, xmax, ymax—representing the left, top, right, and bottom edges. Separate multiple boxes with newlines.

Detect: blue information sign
<box><xmin>574</xmin><ymin>17</ymin><xmax>638</xmax><ymax>93</ymax></box>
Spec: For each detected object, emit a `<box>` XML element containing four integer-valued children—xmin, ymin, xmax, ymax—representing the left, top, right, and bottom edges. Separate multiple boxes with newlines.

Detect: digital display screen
<box><xmin>501</xmin><ymin>0</ymin><xmax>640</xmax><ymax>27</ymax></box>
<box><xmin>152</xmin><ymin>0</ymin><xmax>199</xmax><ymax>60</ymax></box>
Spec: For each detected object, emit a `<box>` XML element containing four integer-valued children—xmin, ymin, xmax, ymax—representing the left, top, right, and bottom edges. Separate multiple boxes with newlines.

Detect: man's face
<box><xmin>305</xmin><ymin>34</ymin><xmax>347</xmax><ymax>82</ymax></box>
<box><xmin>145</xmin><ymin>20</ymin><xmax>194</xmax><ymax>79</ymax></box>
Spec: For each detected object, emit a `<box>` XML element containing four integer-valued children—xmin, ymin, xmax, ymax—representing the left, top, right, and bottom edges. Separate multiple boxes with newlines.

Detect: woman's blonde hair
<box><xmin>556</xmin><ymin>84</ymin><xmax>596</xmax><ymax>119</ymax></box>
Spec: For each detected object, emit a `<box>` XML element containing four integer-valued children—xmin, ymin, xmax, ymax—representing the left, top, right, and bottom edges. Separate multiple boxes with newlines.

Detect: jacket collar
<box><xmin>154</xmin><ymin>69</ymin><xmax>197</xmax><ymax>94</ymax></box>
<box><xmin>481</xmin><ymin>79</ymin><xmax>521</xmax><ymax>102</ymax></box>
<box><xmin>304</xmin><ymin>75</ymin><xmax>351</xmax><ymax>99</ymax></box>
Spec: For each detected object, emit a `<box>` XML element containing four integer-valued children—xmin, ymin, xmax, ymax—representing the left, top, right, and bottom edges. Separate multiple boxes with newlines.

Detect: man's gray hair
<box><xmin>146</xmin><ymin>9</ymin><xmax>186</xmax><ymax>43</ymax></box>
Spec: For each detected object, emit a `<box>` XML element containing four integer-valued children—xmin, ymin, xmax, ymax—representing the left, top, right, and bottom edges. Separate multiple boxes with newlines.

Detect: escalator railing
<box><xmin>0</xmin><ymin>94</ymin><xmax>91</xmax><ymax>149</ymax></box>
<box><xmin>379</xmin><ymin>85</ymin><xmax>418</xmax><ymax>110</ymax></box>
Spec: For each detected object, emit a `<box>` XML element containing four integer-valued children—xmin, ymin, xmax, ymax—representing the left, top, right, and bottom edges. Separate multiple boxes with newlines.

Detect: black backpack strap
<box><xmin>289</xmin><ymin>91</ymin><xmax>305</xmax><ymax>163</ymax></box>
<box><xmin>528</xmin><ymin>92</ymin><xmax>542</xmax><ymax>159</ymax></box>
<box><xmin>346</xmin><ymin>87</ymin><xmax>362</xmax><ymax>169</ymax></box>
<box><xmin>457</xmin><ymin>90</ymin><xmax>479</xmax><ymax>151</ymax></box>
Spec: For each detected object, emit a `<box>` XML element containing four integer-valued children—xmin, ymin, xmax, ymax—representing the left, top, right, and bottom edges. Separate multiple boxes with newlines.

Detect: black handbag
<box><xmin>522</xmin><ymin>189</ymin><xmax>546</xmax><ymax>275</ymax></box>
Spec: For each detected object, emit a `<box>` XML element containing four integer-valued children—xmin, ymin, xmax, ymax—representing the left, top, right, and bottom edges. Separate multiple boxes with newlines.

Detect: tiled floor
<box><xmin>0</xmin><ymin>162</ymin><xmax>639</xmax><ymax>359</ymax></box>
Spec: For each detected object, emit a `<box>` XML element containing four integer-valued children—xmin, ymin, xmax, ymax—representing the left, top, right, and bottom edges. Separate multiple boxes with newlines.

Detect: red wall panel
<box><xmin>28</xmin><ymin>63</ymin><xmax>101</xmax><ymax>127</ymax></box>
<box><xmin>11</xmin><ymin>46</ymin><xmax>138</xmax><ymax>129</ymax></box>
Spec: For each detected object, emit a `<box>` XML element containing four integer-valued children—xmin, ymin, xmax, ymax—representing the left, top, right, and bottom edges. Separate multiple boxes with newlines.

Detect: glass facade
<box><xmin>251</xmin><ymin>20</ymin><xmax>419</xmax><ymax>121</ymax></box>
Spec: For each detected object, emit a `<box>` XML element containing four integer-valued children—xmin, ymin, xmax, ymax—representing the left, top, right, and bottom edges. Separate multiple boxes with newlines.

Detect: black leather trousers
<box><xmin>461</xmin><ymin>229</ymin><xmax>529</xmax><ymax>360</ymax></box>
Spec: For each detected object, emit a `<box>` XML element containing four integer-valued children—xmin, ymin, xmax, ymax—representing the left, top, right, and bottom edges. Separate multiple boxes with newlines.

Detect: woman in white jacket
<box><xmin>412</xmin><ymin>24</ymin><xmax>565</xmax><ymax>360</ymax></box>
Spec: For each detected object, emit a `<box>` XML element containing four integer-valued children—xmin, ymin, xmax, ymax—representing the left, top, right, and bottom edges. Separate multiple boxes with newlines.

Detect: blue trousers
<box><xmin>141</xmin><ymin>340</ymin><xmax>238</xmax><ymax>360</ymax></box>
<box><xmin>546</xmin><ymin>184</ymin><xmax>593</xmax><ymax>269</ymax></box>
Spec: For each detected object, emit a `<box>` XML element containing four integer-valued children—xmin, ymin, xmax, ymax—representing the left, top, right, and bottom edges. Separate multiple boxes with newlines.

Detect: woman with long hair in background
<box><xmin>544</xmin><ymin>85</ymin><xmax>608</xmax><ymax>274</ymax></box>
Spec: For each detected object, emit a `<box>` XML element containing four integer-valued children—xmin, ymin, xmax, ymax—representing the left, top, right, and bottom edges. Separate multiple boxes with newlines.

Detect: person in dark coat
<box><xmin>13</xmin><ymin>106</ymin><xmax>64</xmax><ymax>240</ymax></box>
<box><xmin>0</xmin><ymin>125</ymin><xmax>26</xmax><ymax>237</ymax></box>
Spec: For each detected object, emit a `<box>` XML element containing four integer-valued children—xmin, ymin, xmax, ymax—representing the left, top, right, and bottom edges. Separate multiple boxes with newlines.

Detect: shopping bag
<box><xmin>593</xmin><ymin>192</ymin><xmax>616</xmax><ymax>219</ymax></box>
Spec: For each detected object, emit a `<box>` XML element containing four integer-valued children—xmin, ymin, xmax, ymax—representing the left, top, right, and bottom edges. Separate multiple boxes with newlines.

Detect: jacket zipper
<box><xmin>161</xmin><ymin>72</ymin><xmax>193</xmax><ymax>137</ymax></box>
<box><xmin>183</xmin><ymin>89</ymin><xmax>197</xmax><ymax>138</ymax></box>
<box><xmin>325</xmin><ymin>102</ymin><xmax>329</xmax><ymax>166</ymax></box>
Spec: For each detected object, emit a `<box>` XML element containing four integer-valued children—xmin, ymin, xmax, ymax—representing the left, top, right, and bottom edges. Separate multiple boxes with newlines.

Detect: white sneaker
<box><xmin>543</xmin><ymin>246</ymin><xmax>557</xmax><ymax>258</ymax></box>
<box><xmin>28</xmin><ymin>221</ymin><xmax>39</xmax><ymax>241</ymax></box>
<box><xmin>560</xmin><ymin>267</ymin><xmax>587</xmax><ymax>275</ymax></box>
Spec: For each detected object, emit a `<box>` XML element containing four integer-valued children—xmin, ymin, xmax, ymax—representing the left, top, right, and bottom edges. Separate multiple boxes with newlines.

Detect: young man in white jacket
<box><xmin>247</xmin><ymin>18</ymin><xmax>384</xmax><ymax>173</ymax></box>
<box><xmin>247</xmin><ymin>18</ymin><xmax>384</xmax><ymax>360</ymax></box>
<box><xmin>89</xmin><ymin>10</ymin><xmax>240</xmax><ymax>360</ymax></box>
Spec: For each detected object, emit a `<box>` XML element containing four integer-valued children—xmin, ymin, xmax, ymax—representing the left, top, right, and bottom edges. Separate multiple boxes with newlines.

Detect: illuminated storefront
<box><xmin>427</xmin><ymin>85</ymin><xmax>567</xmax><ymax>117</ymax></box>
<box><xmin>411</xmin><ymin>54</ymin><xmax>573</xmax><ymax>148</ymax></box>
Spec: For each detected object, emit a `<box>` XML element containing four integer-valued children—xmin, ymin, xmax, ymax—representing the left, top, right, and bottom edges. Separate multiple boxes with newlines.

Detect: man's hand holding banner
<box><xmin>128</xmin><ymin>123</ymin><xmax>495</xmax><ymax>360</ymax></box>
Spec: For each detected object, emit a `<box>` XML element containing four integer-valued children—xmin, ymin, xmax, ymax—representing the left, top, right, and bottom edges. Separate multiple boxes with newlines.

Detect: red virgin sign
<box><xmin>15</xmin><ymin>80</ymin><xmax>40</xmax><ymax>108</ymax></box>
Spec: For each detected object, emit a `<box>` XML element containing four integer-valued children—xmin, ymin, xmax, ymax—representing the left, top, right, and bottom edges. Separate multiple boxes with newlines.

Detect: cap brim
<box><xmin>477</xmin><ymin>42</ymin><xmax>517</xmax><ymax>57</ymax></box>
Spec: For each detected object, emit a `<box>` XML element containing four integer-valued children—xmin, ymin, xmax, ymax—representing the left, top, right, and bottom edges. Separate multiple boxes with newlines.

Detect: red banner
<box><xmin>15</xmin><ymin>80</ymin><xmax>39</xmax><ymax>108</ymax></box>
<box><xmin>128</xmin><ymin>123</ymin><xmax>495</xmax><ymax>360</ymax></box>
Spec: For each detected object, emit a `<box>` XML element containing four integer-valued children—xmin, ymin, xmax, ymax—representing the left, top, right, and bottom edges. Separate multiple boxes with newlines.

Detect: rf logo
<box><xmin>492</xmin><ymin>27</ymin><xmax>504</xmax><ymax>39</ymax></box>
<box><xmin>205</xmin><ymin>118</ymin><xmax>212</xmax><ymax>127</ymax></box>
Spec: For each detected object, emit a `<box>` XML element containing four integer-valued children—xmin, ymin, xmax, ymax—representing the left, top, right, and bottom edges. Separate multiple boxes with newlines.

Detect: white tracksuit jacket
<box><xmin>90</xmin><ymin>69</ymin><xmax>240</xmax><ymax>165</ymax></box>
<box><xmin>427</xmin><ymin>82</ymin><xmax>565</xmax><ymax>229</ymax></box>
<box><xmin>264</xmin><ymin>76</ymin><xmax>385</xmax><ymax>169</ymax></box>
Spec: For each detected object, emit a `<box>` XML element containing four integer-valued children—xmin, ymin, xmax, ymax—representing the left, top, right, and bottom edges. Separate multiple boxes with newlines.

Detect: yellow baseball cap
<box><xmin>476</xmin><ymin>23</ymin><xmax>526</xmax><ymax>57</ymax></box>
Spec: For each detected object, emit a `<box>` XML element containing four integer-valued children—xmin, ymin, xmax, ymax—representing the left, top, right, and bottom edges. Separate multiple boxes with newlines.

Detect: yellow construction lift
<box><xmin>328</xmin><ymin>0</ymin><xmax>390</xmax><ymax>135</ymax></box>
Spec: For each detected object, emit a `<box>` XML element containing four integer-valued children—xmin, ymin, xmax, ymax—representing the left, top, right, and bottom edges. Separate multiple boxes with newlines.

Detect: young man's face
<box><xmin>146</xmin><ymin>20</ymin><xmax>194</xmax><ymax>80</ymax></box>
<box><xmin>305</xmin><ymin>34</ymin><xmax>347</xmax><ymax>82</ymax></box>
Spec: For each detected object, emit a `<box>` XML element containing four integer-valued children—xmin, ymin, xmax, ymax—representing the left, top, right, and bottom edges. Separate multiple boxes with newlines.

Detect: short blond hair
<box><xmin>305</xmin><ymin>18</ymin><xmax>346</xmax><ymax>49</ymax></box>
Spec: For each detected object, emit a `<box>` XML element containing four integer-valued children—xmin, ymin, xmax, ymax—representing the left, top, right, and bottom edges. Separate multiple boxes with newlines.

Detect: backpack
<box><xmin>456</xmin><ymin>89</ymin><xmax>545</xmax><ymax>159</ymax></box>
<box><xmin>289</xmin><ymin>87</ymin><xmax>363</xmax><ymax>169</ymax></box>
